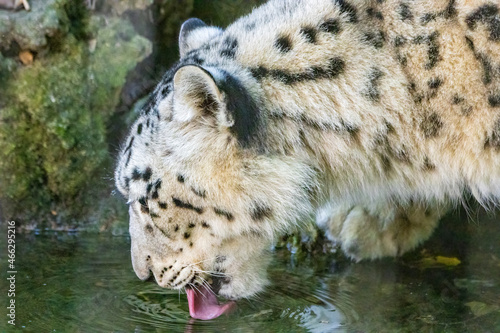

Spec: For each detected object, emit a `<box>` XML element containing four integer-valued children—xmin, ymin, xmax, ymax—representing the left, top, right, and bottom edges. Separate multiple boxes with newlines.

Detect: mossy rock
<box><xmin>0</xmin><ymin>17</ymin><xmax>151</xmax><ymax>226</ymax></box>
<box><xmin>192</xmin><ymin>0</ymin><xmax>266</xmax><ymax>27</ymax></box>
<box><xmin>0</xmin><ymin>0</ymin><xmax>68</xmax><ymax>51</ymax></box>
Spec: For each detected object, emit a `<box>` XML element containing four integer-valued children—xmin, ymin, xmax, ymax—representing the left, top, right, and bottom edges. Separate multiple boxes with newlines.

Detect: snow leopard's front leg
<box><xmin>317</xmin><ymin>201</ymin><xmax>450</xmax><ymax>261</ymax></box>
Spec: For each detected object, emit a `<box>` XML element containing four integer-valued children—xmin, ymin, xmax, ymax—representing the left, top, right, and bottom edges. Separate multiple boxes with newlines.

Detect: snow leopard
<box><xmin>114</xmin><ymin>0</ymin><xmax>500</xmax><ymax>319</ymax></box>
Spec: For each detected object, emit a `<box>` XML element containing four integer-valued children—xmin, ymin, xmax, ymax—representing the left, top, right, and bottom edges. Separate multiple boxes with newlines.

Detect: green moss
<box><xmin>192</xmin><ymin>0</ymin><xmax>265</xmax><ymax>27</ymax></box>
<box><xmin>0</xmin><ymin>54</ymin><xmax>17</xmax><ymax>84</ymax></box>
<box><xmin>0</xmin><ymin>18</ymin><xmax>151</xmax><ymax>225</ymax></box>
<box><xmin>89</xmin><ymin>17</ymin><xmax>152</xmax><ymax>115</ymax></box>
<box><xmin>63</xmin><ymin>0</ymin><xmax>91</xmax><ymax>41</ymax></box>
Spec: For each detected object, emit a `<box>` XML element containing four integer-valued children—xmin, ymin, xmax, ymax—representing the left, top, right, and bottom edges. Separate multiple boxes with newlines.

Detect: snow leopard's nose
<box><xmin>131</xmin><ymin>251</ymin><xmax>152</xmax><ymax>281</ymax></box>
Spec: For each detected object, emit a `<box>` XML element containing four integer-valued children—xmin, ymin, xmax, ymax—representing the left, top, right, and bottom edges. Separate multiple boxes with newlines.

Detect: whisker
<box><xmin>193</xmin><ymin>269</ymin><xmax>230</xmax><ymax>278</ymax></box>
<box><xmin>190</xmin><ymin>282</ymin><xmax>208</xmax><ymax>299</ymax></box>
<box><xmin>198</xmin><ymin>276</ymin><xmax>214</xmax><ymax>293</ymax></box>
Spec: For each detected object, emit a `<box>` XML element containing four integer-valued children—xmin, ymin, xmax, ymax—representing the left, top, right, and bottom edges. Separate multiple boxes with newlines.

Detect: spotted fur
<box><xmin>115</xmin><ymin>0</ymin><xmax>500</xmax><ymax>301</ymax></box>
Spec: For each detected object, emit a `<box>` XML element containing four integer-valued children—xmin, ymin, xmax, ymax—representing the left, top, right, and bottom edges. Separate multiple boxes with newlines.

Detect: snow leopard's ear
<box><xmin>172</xmin><ymin>65</ymin><xmax>233</xmax><ymax>127</ymax></box>
<box><xmin>172</xmin><ymin>65</ymin><xmax>261</xmax><ymax>147</ymax></box>
<box><xmin>179</xmin><ymin>18</ymin><xmax>223</xmax><ymax>57</ymax></box>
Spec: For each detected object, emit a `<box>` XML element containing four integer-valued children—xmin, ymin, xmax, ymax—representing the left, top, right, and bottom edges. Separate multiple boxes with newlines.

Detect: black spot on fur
<box><xmin>215</xmin><ymin>255</ymin><xmax>227</xmax><ymax>263</ymax></box>
<box><xmin>300</xmin><ymin>27</ymin><xmax>317</xmax><ymax>43</ymax></box>
<box><xmin>443</xmin><ymin>0</ymin><xmax>457</xmax><ymax>19</ymax></box>
<box><xmin>174</xmin><ymin>225</ymin><xmax>179</xmax><ymax>232</ymax></box>
<box><xmin>484</xmin><ymin>118</ymin><xmax>500</xmax><ymax>149</ymax></box>
<box><xmin>461</xmin><ymin>105</ymin><xmax>473</xmax><ymax>116</ymax></box>
<box><xmin>340</xmin><ymin>119</ymin><xmax>360</xmax><ymax>138</ymax></box>
<box><xmin>384</xmin><ymin>120</ymin><xmax>395</xmax><ymax>133</ymax></box>
<box><xmin>397</xmin><ymin>53</ymin><xmax>407</xmax><ymax>66</ymax></box>
<box><xmin>398</xmin><ymin>3</ymin><xmax>413</xmax><ymax>21</ymax></box>
<box><xmin>177</xmin><ymin>174</ymin><xmax>185</xmax><ymax>183</ymax></box>
<box><xmin>394</xmin><ymin>35</ymin><xmax>406</xmax><ymax>47</ymax></box>
<box><xmin>466</xmin><ymin>4</ymin><xmax>500</xmax><ymax>41</ymax></box>
<box><xmin>124</xmin><ymin>150</ymin><xmax>132</xmax><ymax>167</ymax></box>
<box><xmin>452</xmin><ymin>94</ymin><xmax>464</xmax><ymax>105</ymax></box>
<box><xmin>143</xmin><ymin>167</ymin><xmax>152</xmax><ymax>182</ymax></box>
<box><xmin>426</xmin><ymin>32</ymin><xmax>440</xmax><ymax>69</ymax></box>
<box><xmin>160</xmin><ymin>84</ymin><xmax>170</xmax><ymax>97</ymax></box>
<box><xmin>250</xmin><ymin>203</ymin><xmax>272</xmax><ymax>221</ymax></box>
<box><xmin>131</xmin><ymin>168</ymin><xmax>141</xmax><ymax>181</ymax></box>
<box><xmin>275</xmin><ymin>35</ymin><xmax>293</xmax><ymax>53</ymax></box>
<box><xmin>421</xmin><ymin>13</ymin><xmax>436</xmax><ymax>24</ymax></box>
<box><xmin>409</xmin><ymin>82</ymin><xmax>417</xmax><ymax>92</ymax></box>
<box><xmin>201</xmin><ymin>221</ymin><xmax>210</xmax><ymax>228</ymax></box>
<box><xmin>363</xmin><ymin>31</ymin><xmax>385</xmax><ymax>48</ymax></box>
<box><xmin>364</xmin><ymin>68</ymin><xmax>384</xmax><ymax>102</ymax></box>
<box><xmin>139</xmin><ymin>197</ymin><xmax>149</xmax><ymax>214</ymax></box>
<box><xmin>220</xmin><ymin>36</ymin><xmax>238</xmax><ymax>58</ymax></box>
<box><xmin>421</xmin><ymin>0</ymin><xmax>456</xmax><ymax>25</ymax></box>
<box><xmin>151</xmin><ymin>189</ymin><xmax>159</xmax><ymax>200</ymax></box>
<box><xmin>334</xmin><ymin>0</ymin><xmax>358</xmax><ymax>23</ymax></box>
<box><xmin>141</xmin><ymin>95</ymin><xmax>155</xmax><ymax>116</ymax></box>
<box><xmin>124</xmin><ymin>177</ymin><xmax>130</xmax><ymax>190</ymax></box>
<box><xmin>420</xmin><ymin>112</ymin><xmax>443</xmax><ymax>138</ymax></box>
<box><xmin>159</xmin><ymin>202</ymin><xmax>168</xmax><ymax>209</ymax></box>
<box><xmin>428</xmin><ymin>77</ymin><xmax>443</xmax><ymax>90</ymax></box>
<box><xmin>184</xmin><ymin>232</ymin><xmax>190</xmax><ymax>239</ymax></box>
<box><xmin>150</xmin><ymin>212</ymin><xmax>160</xmax><ymax>219</ymax></box>
<box><xmin>413</xmin><ymin>32</ymin><xmax>440</xmax><ymax>70</ymax></box>
<box><xmin>146</xmin><ymin>183</ymin><xmax>153</xmax><ymax>194</ymax></box>
<box><xmin>214</xmin><ymin>207</ymin><xmax>234</xmax><ymax>221</ymax></box>
<box><xmin>145</xmin><ymin>224</ymin><xmax>153</xmax><ymax>233</ymax></box>
<box><xmin>466</xmin><ymin>37</ymin><xmax>494</xmax><ymax>85</ymax></box>
<box><xmin>367</xmin><ymin>7</ymin><xmax>384</xmax><ymax>20</ymax></box>
<box><xmin>413</xmin><ymin>35</ymin><xmax>427</xmax><ymax>44</ymax></box>
<box><xmin>477</xmin><ymin>53</ymin><xmax>493</xmax><ymax>85</ymax></box>
<box><xmin>250</xmin><ymin>57</ymin><xmax>345</xmax><ymax>84</ymax></box>
<box><xmin>217</xmin><ymin>71</ymin><xmax>262</xmax><ymax>148</ymax></box>
<box><xmin>184</xmin><ymin>50</ymin><xmax>205</xmax><ymax>65</ymax></box>
<box><xmin>327</xmin><ymin>57</ymin><xmax>346</xmax><ymax>77</ymax></box>
<box><xmin>414</xmin><ymin>94</ymin><xmax>424</xmax><ymax>104</ymax></box>
<box><xmin>489</xmin><ymin>93</ymin><xmax>500</xmax><ymax>107</ymax></box>
<box><xmin>380</xmin><ymin>154</ymin><xmax>392</xmax><ymax>172</ymax></box>
<box><xmin>172</xmin><ymin>197</ymin><xmax>203</xmax><ymax>214</ymax></box>
<box><xmin>125</xmin><ymin>136</ymin><xmax>134</xmax><ymax>152</ymax></box>
<box><xmin>249</xmin><ymin>66</ymin><xmax>269</xmax><ymax>80</ymax></box>
<box><xmin>395</xmin><ymin>147</ymin><xmax>411</xmax><ymax>163</ymax></box>
<box><xmin>319</xmin><ymin>19</ymin><xmax>341</xmax><ymax>34</ymax></box>
<box><xmin>465</xmin><ymin>36</ymin><xmax>474</xmax><ymax>50</ymax></box>
<box><xmin>191</xmin><ymin>187</ymin><xmax>206</xmax><ymax>198</ymax></box>
<box><xmin>188</xmin><ymin>222</ymin><xmax>195</xmax><ymax>228</ymax></box>
<box><xmin>423</xmin><ymin>156</ymin><xmax>436</xmax><ymax>170</ymax></box>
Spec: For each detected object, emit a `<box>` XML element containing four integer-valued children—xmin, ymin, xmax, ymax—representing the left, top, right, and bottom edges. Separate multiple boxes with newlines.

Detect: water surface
<box><xmin>1</xmin><ymin>207</ymin><xmax>499</xmax><ymax>332</ymax></box>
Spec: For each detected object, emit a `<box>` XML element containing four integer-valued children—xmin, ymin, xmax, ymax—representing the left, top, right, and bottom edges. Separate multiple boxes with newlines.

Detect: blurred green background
<box><xmin>0</xmin><ymin>0</ymin><xmax>265</xmax><ymax>232</ymax></box>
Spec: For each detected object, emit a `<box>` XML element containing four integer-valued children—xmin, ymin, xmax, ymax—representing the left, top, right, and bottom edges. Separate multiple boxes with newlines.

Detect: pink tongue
<box><xmin>186</xmin><ymin>287</ymin><xmax>236</xmax><ymax>320</ymax></box>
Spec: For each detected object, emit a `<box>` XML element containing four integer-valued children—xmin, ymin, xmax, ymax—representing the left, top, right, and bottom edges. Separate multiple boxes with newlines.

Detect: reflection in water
<box><xmin>0</xmin><ymin>206</ymin><xmax>499</xmax><ymax>332</ymax></box>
